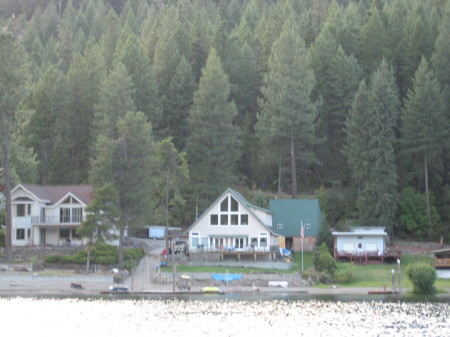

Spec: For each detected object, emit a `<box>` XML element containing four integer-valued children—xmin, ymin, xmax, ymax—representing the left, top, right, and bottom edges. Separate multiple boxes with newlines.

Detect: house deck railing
<box><xmin>31</xmin><ymin>215</ymin><xmax>85</xmax><ymax>225</ymax></box>
<box><xmin>188</xmin><ymin>245</ymin><xmax>275</xmax><ymax>253</ymax></box>
<box><xmin>334</xmin><ymin>249</ymin><xmax>401</xmax><ymax>264</ymax></box>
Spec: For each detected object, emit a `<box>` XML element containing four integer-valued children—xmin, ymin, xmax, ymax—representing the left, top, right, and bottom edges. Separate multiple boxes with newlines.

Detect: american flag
<box><xmin>301</xmin><ymin>224</ymin><xmax>304</xmax><ymax>238</ymax></box>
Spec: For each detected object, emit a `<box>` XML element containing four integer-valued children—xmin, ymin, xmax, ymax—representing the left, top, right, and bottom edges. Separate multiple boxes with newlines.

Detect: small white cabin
<box><xmin>332</xmin><ymin>226</ymin><xmax>389</xmax><ymax>256</ymax></box>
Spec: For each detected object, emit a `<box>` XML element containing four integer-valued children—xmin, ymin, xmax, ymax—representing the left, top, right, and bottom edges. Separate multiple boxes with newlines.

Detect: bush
<box><xmin>313</xmin><ymin>243</ymin><xmax>337</xmax><ymax>274</ymax></box>
<box><xmin>333</xmin><ymin>265</ymin><xmax>354</xmax><ymax>283</ymax></box>
<box><xmin>406</xmin><ymin>263</ymin><xmax>436</xmax><ymax>294</ymax></box>
<box><xmin>44</xmin><ymin>255</ymin><xmax>62</xmax><ymax>263</ymax></box>
<box><xmin>61</xmin><ymin>250</ymin><xmax>87</xmax><ymax>264</ymax></box>
<box><xmin>123</xmin><ymin>248</ymin><xmax>145</xmax><ymax>260</ymax></box>
<box><xmin>0</xmin><ymin>227</ymin><xmax>5</xmax><ymax>247</ymax></box>
<box><xmin>119</xmin><ymin>260</ymin><xmax>138</xmax><ymax>272</ymax></box>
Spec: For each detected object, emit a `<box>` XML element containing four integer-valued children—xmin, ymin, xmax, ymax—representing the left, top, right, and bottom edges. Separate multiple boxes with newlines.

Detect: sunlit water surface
<box><xmin>1</xmin><ymin>294</ymin><xmax>448</xmax><ymax>337</ymax></box>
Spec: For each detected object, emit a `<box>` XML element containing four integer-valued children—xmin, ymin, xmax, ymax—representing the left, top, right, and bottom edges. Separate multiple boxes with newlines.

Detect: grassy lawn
<box><xmin>170</xmin><ymin>252</ymin><xmax>450</xmax><ymax>292</ymax></box>
<box><xmin>172</xmin><ymin>251</ymin><xmax>315</xmax><ymax>274</ymax></box>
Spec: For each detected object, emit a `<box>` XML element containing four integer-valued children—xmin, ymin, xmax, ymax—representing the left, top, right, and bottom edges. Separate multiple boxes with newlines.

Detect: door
<box><xmin>40</xmin><ymin>228</ymin><xmax>46</xmax><ymax>245</ymax></box>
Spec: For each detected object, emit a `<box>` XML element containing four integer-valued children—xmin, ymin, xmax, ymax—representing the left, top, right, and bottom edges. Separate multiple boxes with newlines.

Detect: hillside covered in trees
<box><xmin>0</xmin><ymin>0</ymin><xmax>448</xmax><ymax>243</ymax></box>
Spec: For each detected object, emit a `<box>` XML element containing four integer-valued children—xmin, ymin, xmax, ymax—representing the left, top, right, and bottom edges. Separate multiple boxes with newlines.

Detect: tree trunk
<box><xmin>86</xmin><ymin>245</ymin><xmax>91</xmax><ymax>273</ymax></box>
<box><xmin>165</xmin><ymin>172</ymin><xmax>170</xmax><ymax>261</ymax></box>
<box><xmin>290</xmin><ymin>137</ymin><xmax>298</xmax><ymax>198</ymax></box>
<box><xmin>424</xmin><ymin>152</ymin><xmax>431</xmax><ymax>224</ymax></box>
<box><xmin>118</xmin><ymin>227</ymin><xmax>124</xmax><ymax>264</ymax></box>
<box><xmin>2</xmin><ymin>116</ymin><xmax>12</xmax><ymax>261</ymax></box>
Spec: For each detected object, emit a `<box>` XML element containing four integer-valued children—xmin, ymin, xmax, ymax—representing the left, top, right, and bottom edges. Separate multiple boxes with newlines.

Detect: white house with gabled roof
<box><xmin>185</xmin><ymin>189</ymin><xmax>278</xmax><ymax>252</ymax></box>
<box><xmin>11</xmin><ymin>184</ymin><xmax>93</xmax><ymax>247</ymax></box>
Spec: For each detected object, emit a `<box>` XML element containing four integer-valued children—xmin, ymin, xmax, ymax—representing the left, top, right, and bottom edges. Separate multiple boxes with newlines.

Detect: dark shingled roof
<box><xmin>19</xmin><ymin>184</ymin><xmax>93</xmax><ymax>206</ymax></box>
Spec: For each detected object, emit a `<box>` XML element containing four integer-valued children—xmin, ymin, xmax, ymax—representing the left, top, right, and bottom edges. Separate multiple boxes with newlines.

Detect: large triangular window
<box><xmin>220</xmin><ymin>197</ymin><xmax>228</xmax><ymax>212</ymax></box>
<box><xmin>230</xmin><ymin>197</ymin><xmax>238</xmax><ymax>211</ymax></box>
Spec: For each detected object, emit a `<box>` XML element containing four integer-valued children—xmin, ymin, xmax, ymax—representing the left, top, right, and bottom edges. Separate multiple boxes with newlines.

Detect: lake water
<box><xmin>1</xmin><ymin>294</ymin><xmax>448</xmax><ymax>336</ymax></box>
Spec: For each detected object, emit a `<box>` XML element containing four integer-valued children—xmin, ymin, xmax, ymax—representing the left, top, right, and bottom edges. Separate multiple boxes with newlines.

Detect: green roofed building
<box><xmin>269</xmin><ymin>199</ymin><xmax>322</xmax><ymax>252</ymax></box>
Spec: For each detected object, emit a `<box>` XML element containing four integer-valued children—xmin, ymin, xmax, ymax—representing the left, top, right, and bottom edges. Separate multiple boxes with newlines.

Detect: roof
<box><xmin>269</xmin><ymin>199</ymin><xmax>322</xmax><ymax>237</ymax></box>
<box><xmin>332</xmin><ymin>227</ymin><xmax>388</xmax><ymax>237</ymax></box>
<box><xmin>12</xmin><ymin>184</ymin><xmax>93</xmax><ymax>206</ymax></box>
<box><xmin>184</xmin><ymin>188</ymin><xmax>277</xmax><ymax>235</ymax></box>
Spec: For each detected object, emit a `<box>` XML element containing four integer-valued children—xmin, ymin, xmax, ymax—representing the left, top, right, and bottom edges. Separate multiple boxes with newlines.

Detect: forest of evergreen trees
<box><xmin>0</xmin><ymin>0</ymin><xmax>448</xmax><ymax>243</ymax></box>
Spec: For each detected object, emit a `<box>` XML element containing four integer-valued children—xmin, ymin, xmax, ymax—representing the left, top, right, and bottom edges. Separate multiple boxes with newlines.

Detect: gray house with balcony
<box><xmin>11</xmin><ymin>184</ymin><xmax>93</xmax><ymax>246</ymax></box>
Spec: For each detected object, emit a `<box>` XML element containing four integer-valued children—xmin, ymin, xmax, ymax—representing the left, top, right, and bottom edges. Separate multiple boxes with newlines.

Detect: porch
<box><xmin>187</xmin><ymin>247</ymin><xmax>277</xmax><ymax>263</ymax></box>
<box><xmin>334</xmin><ymin>249</ymin><xmax>401</xmax><ymax>264</ymax></box>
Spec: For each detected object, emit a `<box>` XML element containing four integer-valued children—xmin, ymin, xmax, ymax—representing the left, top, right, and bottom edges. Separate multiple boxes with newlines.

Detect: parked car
<box><xmin>173</xmin><ymin>241</ymin><xmax>187</xmax><ymax>254</ymax></box>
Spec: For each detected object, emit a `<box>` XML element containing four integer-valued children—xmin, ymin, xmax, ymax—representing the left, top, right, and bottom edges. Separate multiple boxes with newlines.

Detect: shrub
<box><xmin>406</xmin><ymin>263</ymin><xmax>436</xmax><ymax>294</ymax></box>
<box><xmin>123</xmin><ymin>248</ymin><xmax>145</xmax><ymax>260</ymax></box>
<box><xmin>61</xmin><ymin>250</ymin><xmax>87</xmax><ymax>264</ymax></box>
<box><xmin>313</xmin><ymin>243</ymin><xmax>337</xmax><ymax>274</ymax></box>
<box><xmin>94</xmin><ymin>256</ymin><xmax>117</xmax><ymax>265</ymax></box>
<box><xmin>44</xmin><ymin>255</ymin><xmax>62</xmax><ymax>263</ymax></box>
<box><xmin>333</xmin><ymin>265</ymin><xmax>354</xmax><ymax>283</ymax></box>
<box><xmin>0</xmin><ymin>227</ymin><xmax>5</xmax><ymax>247</ymax></box>
<box><xmin>119</xmin><ymin>260</ymin><xmax>138</xmax><ymax>272</ymax></box>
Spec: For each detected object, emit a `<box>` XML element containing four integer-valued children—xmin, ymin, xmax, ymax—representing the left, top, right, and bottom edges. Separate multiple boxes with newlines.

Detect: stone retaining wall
<box><xmin>391</xmin><ymin>240</ymin><xmax>450</xmax><ymax>255</ymax></box>
<box><xmin>0</xmin><ymin>246</ymin><xmax>82</xmax><ymax>263</ymax></box>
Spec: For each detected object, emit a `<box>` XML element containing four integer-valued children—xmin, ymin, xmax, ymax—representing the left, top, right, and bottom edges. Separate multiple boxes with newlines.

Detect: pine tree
<box><xmin>185</xmin><ymin>48</ymin><xmax>239</xmax><ymax>211</ymax></box>
<box><xmin>114</xmin><ymin>27</ymin><xmax>160</xmax><ymax>127</ymax></box>
<box><xmin>51</xmin><ymin>53</ymin><xmax>96</xmax><ymax>184</ymax></box>
<box><xmin>93</xmin><ymin>62</ymin><xmax>135</xmax><ymax>140</ymax></box>
<box><xmin>77</xmin><ymin>183</ymin><xmax>120</xmax><ymax>272</ymax></box>
<box><xmin>90</xmin><ymin>111</ymin><xmax>157</xmax><ymax>263</ymax></box>
<box><xmin>257</xmin><ymin>20</ymin><xmax>320</xmax><ymax>197</ymax></box>
<box><xmin>0</xmin><ymin>32</ymin><xmax>26</xmax><ymax>260</ymax></box>
<box><xmin>431</xmin><ymin>2</ymin><xmax>450</xmax><ymax>103</ymax></box>
<box><xmin>26</xmin><ymin>66</ymin><xmax>67</xmax><ymax>184</ymax></box>
<box><xmin>156</xmin><ymin>137</ymin><xmax>189</xmax><ymax>251</ymax></box>
<box><xmin>401</xmin><ymin>57</ymin><xmax>448</xmax><ymax>226</ymax></box>
<box><xmin>359</xmin><ymin>6</ymin><xmax>388</xmax><ymax>76</ymax></box>
<box><xmin>310</xmin><ymin>24</ymin><xmax>362</xmax><ymax>183</ymax></box>
<box><xmin>345</xmin><ymin>60</ymin><xmax>400</xmax><ymax>233</ymax></box>
<box><xmin>160</xmin><ymin>56</ymin><xmax>196</xmax><ymax>150</ymax></box>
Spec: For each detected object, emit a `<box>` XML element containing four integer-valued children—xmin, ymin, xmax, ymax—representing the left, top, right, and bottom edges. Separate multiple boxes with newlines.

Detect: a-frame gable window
<box><xmin>220</xmin><ymin>198</ymin><xmax>228</xmax><ymax>212</ymax></box>
<box><xmin>230</xmin><ymin>197</ymin><xmax>238</xmax><ymax>211</ymax></box>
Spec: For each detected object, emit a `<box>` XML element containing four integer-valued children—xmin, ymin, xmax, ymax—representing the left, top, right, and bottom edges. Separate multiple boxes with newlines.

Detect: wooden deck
<box><xmin>334</xmin><ymin>250</ymin><xmax>400</xmax><ymax>264</ymax></box>
<box><xmin>432</xmin><ymin>248</ymin><xmax>450</xmax><ymax>269</ymax></box>
<box><xmin>187</xmin><ymin>250</ymin><xmax>275</xmax><ymax>262</ymax></box>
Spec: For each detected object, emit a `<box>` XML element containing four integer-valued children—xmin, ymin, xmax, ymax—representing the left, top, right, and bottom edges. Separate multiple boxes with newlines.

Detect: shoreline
<box><xmin>0</xmin><ymin>269</ymin><xmax>423</xmax><ymax>297</ymax></box>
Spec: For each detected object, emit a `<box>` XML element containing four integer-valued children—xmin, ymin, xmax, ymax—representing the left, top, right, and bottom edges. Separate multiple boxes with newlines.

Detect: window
<box><xmin>220</xmin><ymin>214</ymin><xmax>228</xmax><ymax>225</ymax></box>
<box><xmin>220</xmin><ymin>198</ymin><xmax>228</xmax><ymax>212</ymax></box>
<box><xmin>358</xmin><ymin>243</ymin><xmax>363</xmax><ymax>249</ymax></box>
<box><xmin>210</xmin><ymin>214</ymin><xmax>218</xmax><ymax>225</ymax></box>
<box><xmin>241</xmin><ymin>214</ymin><xmax>248</xmax><ymax>225</ymax></box>
<box><xmin>60</xmin><ymin>228</ymin><xmax>71</xmax><ymax>239</ymax></box>
<box><xmin>72</xmin><ymin>229</ymin><xmax>81</xmax><ymax>239</ymax></box>
<box><xmin>16</xmin><ymin>229</ymin><xmax>25</xmax><ymax>240</ymax></box>
<box><xmin>17</xmin><ymin>204</ymin><xmax>25</xmax><ymax>217</ymax></box>
<box><xmin>60</xmin><ymin>208</ymin><xmax>70</xmax><ymax>222</ymax></box>
<box><xmin>277</xmin><ymin>223</ymin><xmax>283</xmax><ymax>229</ymax></box>
<box><xmin>230</xmin><ymin>214</ymin><xmax>238</xmax><ymax>225</ymax></box>
<box><xmin>251</xmin><ymin>237</ymin><xmax>258</xmax><ymax>247</ymax></box>
<box><xmin>230</xmin><ymin>197</ymin><xmax>238</xmax><ymax>211</ymax></box>
<box><xmin>191</xmin><ymin>232</ymin><xmax>200</xmax><ymax>247</ymax></box>
<box><xmin>72</xmin><ymin>208</ymin><xmax>83</xmax><ymax>222</ymax></box>
<box><xmin>260</xmin><ymin>238</ymin><xmax>267</xmax><ymax>247</ymax></box>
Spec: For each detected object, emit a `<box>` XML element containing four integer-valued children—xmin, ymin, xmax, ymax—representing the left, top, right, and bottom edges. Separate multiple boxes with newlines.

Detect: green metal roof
<box><xmin>269</xmin><ymin>199</ymin><xmax>322</xmax><ymax>237</ymax></box>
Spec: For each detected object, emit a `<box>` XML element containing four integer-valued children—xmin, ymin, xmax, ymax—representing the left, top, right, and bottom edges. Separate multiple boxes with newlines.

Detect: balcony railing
<box><xmin>31</xmin><ymin>215</ymin><xmax>85</xmax><ymax>225</ymax></box>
